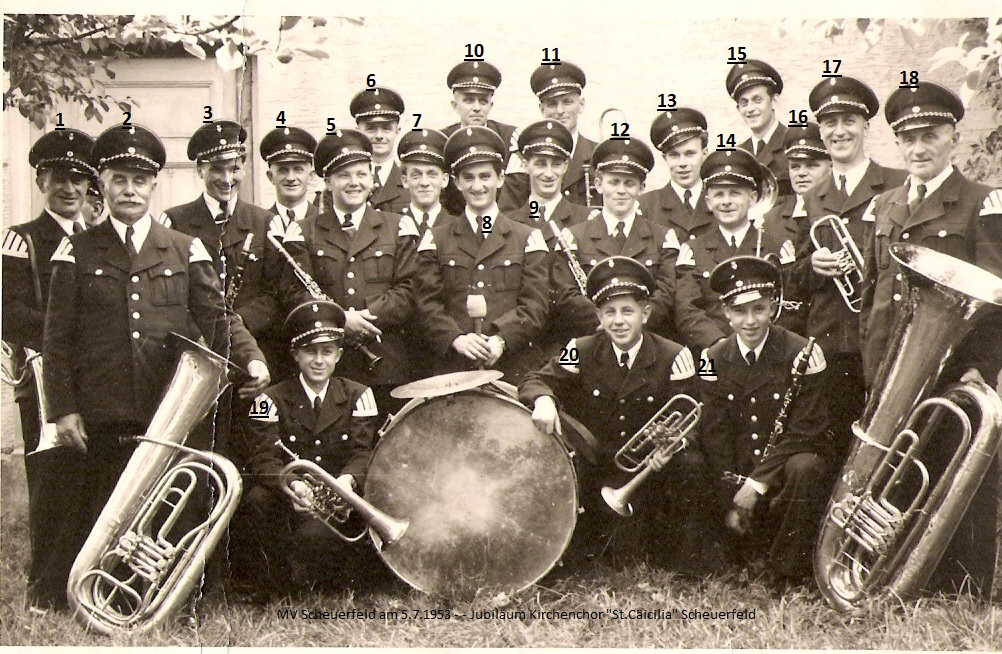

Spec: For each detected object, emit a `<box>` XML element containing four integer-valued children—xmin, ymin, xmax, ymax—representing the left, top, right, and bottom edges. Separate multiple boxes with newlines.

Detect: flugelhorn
<box><xmin>809</xmin><ymin>215</ymin><xmax>864</xmax><ymax>313</ymax></box>
<box><xmin>68</xmin><ymin>334</ymin><xmax>243</xmax><ymax>635</ymax></box>
<box><xmin>602</xmin><ymin>394</ymin><xmax>701</xmax><ymax>517</ymax></box>
<box><xmin>814</xmin><ymin>244</ymin><xmax>1002</xmax><ymax>612</ymax></box>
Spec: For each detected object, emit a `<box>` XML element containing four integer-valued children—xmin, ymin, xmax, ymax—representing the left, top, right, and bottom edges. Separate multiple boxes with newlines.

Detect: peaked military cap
<box><xmin>187</xmin><ymin>120</ymin><xmax>247</xmax><ymax>163</ymax></box>
<box><xmin>285</xmin><ymin>300</ymin><xmax>347</xmax><ymax>348</ymax></box>
<box><xmin>783</xmin><ymin>122</ymin><xmax>830</xmax><ymax>160</ymax></box>
<box><xmin>350</xmin><ymin>86</ymin><xmax>405</xmax><ymax>123</ymax></box>
<box><xmin>92</xmin><ymin>124</ymin><xmax>166</xmax><ymax>173</ymax></box>
<box><xmin>398</xmin><ymin>129</ymin><xmax>448</xmax><ymax>168</ymax></box>
<box><xmin>517</xmin><ymin>120</ymin><xmax>574</xmax><ymax>159</ymax></box>
<box><xmin>260</xmin><ymin>126</ymin><xmax>317</xmax><ymax>164</ymax></box>
<box><xmin>447</xmin><ymin>60</ymin><xmax>502</xmax><ymax>94</ymax></box>
<box><xmin>884</xmin><ymin>81</ymin><xmax>964</xmax><ymax>133</ymax></box>
<box><xmin>586</xmin><ymin>256</ymin><xmax>656</xmax><ymax>306</ymax></box>
<box><xmin>314</xmin><ymin>129</ymin><xmax>373</xmax><ymax>177</ymax></box>
<box><xmin>700</xmin><ymin>147</ymin><xmax>764</xmax><ymax>189</ymax></box>
<box><xmin>29</xmin><ymin>129</ymin><xmax>97</xmax><ymax>177</ymax></box>
<box><xmin>444</xmin><ymin>126</ymin><xmax>506</xmax><ymax>171</ymax></box>
<box><xmin>530</xmin><ymin>61</ymin><xmax>586</xmax><ymax>100</ymax></box>
<box><xmin>650</xmin><ymin>107</ymin><xmax>708</xmax><ymax>153</ymax></box>
<box><xmin>809</xmin><ymin>76</ymin><xmax>880</xmax><ymax>119</ymax></box>
<box><xmin>591</xmin><ymin>137</ymin><xmax>655</xmax><ymax>178</ymax></box>
<box><xmin>710</xmin><ymin>255</ymin><xmax>781</xmax><ymax>306</ymax></box>
<box><xmin>726</xmin><ymin>59</ymin><xmax>783</xmax><ymax>99</ymax></box>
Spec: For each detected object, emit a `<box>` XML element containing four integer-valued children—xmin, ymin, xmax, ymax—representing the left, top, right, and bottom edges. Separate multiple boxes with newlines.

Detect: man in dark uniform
<box><xmin>531</xmin><ymin>60</ymin><xmax>596</xmax><ymax>207</ymax></box>
<box><xmin>795</xmin><ymin>77</ymin><xmax>906</xmax><ymax>467</ymax></box>
<box><xmin>231</xmin><ymin>299</ymin><xmax>380</xmax><ymax>598</ymax></box>
<box><xmin>417</xmin><ymin>126</ymin><xmax>549</xmax><ymax>384</ymax></box>
<box><xmin>698</xmin><ymin>256</ymin><xmax>830</xmax><ymax>589</ymax></box>
<box><xmin>859</xmin><ymin>81</ymin><xmax>1002</xmax><ymax>600</ymax></box>
<box><xmin>2</xmin><ymin>128</ymin><xmax>94</xmax><ymax>610</ymax></box>
<box><xmin>638</xmin><ymin>107</ymin><xmax>716</xmax><ymax>257</ymax></box>
<box><xmin>726</xmin><ymin>59</ymin><xmax>793</xmax><ymax>197</ymax></box>
<box><xmin>351</xmin><ymin>86</ymin><xmax>409</xmax><ymax>214</ymax></box>
<box><xmin>81</xmin><ymin>177</ymin><xmax>106</xmax><ymax>227</ymax></box>
<box><xmin>520</xmin><ymin>256</ymin><xmax>724</xmax><ymax>572</ymax></box>
<box><xmin>260</xmin><ymin>125</ymin><xmax>319</xmax><ymax>227</ymax></box>
<box><xmin>440</xmin><ymin>60</ymin><xmax>527</xmax><ymax>214</ymax></box>
<box><xmin>297</xmin><ymin>129</ymin><xmax>423</xmax><ymax>415</ymax></box>
<box><xmin>41</xmin><ymin>124</ymin><xmax>269</xmax><ymax>610</ymax></box>
<box><xmin>674</xmin><ymin>148</ymin><xmax>796</xmax><ymax>349</ymax></box>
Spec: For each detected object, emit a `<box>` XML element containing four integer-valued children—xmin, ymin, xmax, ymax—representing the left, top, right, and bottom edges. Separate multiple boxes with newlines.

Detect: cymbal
<box><xmin>390</xmin><ymin>370</ymin><xmax>505</xmax><ymax>398</ymax></box>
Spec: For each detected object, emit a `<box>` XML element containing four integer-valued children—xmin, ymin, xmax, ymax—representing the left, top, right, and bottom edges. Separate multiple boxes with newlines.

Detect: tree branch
<box><xmin>35</xmin><ymin>22</ymin><xmax>117</xmax><ymax>48</ymax></box>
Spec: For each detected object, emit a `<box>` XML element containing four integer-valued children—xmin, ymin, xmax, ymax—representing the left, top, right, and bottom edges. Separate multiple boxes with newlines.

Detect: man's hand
<box><xmin>733</xmin><ymin>481</ymin><xmax>762</xmax><ymax>512</ymax></box>
<box><xmin>811</xmin><ymin>247</ymin><xmax>843</xmax><ymax>278</ymax></box>
<box><xmin>725</xmin><ymin>508</ymin><xmax>750</xmax><ymax>535</ymax></box>
<box><xmin>485</xmin><ymin>335</ymin><xmax>505</xmax><ymax>366</ymax></box>
<box><xmin>452</xmin><ymin>333</ymin><xmax>491</xmax><ymax>362</ymax></box>
<box><xmin>960</xmin><ymin>367</ymin><xmax>986</xmax><ymax>384</ymax></box>
<box><xmin>345</xmin><ymin>309</ymin><xmax>383</xmax><ymax>339</ymax></box>
<box><xmin>289</xmin><ymin>479</ymin><xmax>314</xmax><ymax>512</ymax></box>
<box><xmin>54</xmin><ymin>413</ymin><xmax>87</xmax><ymax>452</ymax></box>
<box><xmin>531</xmin><ymin>396</ymin><xmax>561</xmax><ymax>435</ymax></box>
<box><xmin>238</xmin><ymin>360</ymin><xmax>271</xmax><ymax>399</ymax></box>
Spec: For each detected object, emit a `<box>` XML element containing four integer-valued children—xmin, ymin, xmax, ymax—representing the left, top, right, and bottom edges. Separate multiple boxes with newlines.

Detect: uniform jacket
<box><xmin>440</xmin><ymin>120</ymin><xmax>529</xmax><ymax>214</ymax></box>
<box><xmin>367</xmin><ymin>161</ymin><xmax>410</xmax><ymax>215</ymax></box>
<box><xmin>697</xmin><ymin>326</ymin><xmax>830</xmax><ymax>510</ymax></box>
<box><xmin>269</xmin><ymin>201</ymin><xmax>319</xmax><ymax>226</ymax></box>
<box><xmin>552</xmin><ymin>211</ymin><xmax>678</xmax><ymax>342</ymax></box>
<box><xmin>297</xmin><ymin>206</ymin><xmax>423</xmax><ymax>386</ymax></box>
<box><xmin>399</xmin><ymin>205</ymin><xmax>460</xmax><ymax>242</ymax></box>
<box><xmin>43</xmin><ymin>219</ymin><xmax>263</xmax><ymax>426</ymax></box>
<box><xmin>245</xmin><ymin>377</ymin><xmax>378</xmax><ymax>488</ymax></box>
<box><xmin>563</xmin><ymin>134</ymin><xmax>598</xmax><ymax>207</ymax></box>
<box><xmin>160</xmin><ymin>197</ymin><xmax>284</xmax><ymax>337</ymax></box>
<box><xmin>637</xmin><ymin>183</ymin><xmax>716</xmax><ymax>254</ymax></box>
<box><xmin>674</xmin><ymin>225</ymin><xmax>795</xmax><ymax>349</ymax></box>
<box><xmin>417</xmin><ymin>212</ymin><xmax>549</xmax><ymax>382</ymax></box>
<box><xmin>761</xmin><ymin>194</ymin><xmax>811</xmax><ymax>334</ymax></box>
<box><xmin>860</xmin><ymin>168</ymin><xmax>1002</xmax><ymax>386</ymax></box>
<box><xmin>791</xmin><ymin>163</ymin><xmax>907</xmax><ymax>355</ymax></box>
<box><xmin>740</xmin><ymin>124</ymin><xmax>793</xmax><ymax>197</ymax></box>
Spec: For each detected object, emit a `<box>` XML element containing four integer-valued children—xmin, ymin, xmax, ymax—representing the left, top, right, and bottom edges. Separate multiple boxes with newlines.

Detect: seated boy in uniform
<box><xmin>697</xmin><ymin>255</ymin><xmax>830</xmax><ymax>590</ymax></box>
<box><xmin>230</xmin><ymin>299</ymin><xmax>381</xmax><ymax>598</ymax></box>
<box><xmin>519</xmin><ymin>256</ymin><xmax>724</xmax><ymax>574</ymax></box>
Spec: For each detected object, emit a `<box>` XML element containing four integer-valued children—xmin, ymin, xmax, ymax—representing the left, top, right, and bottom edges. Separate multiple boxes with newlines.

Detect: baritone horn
<box><xmin>602</xmin><ymin>394</ymin><xmax>701</xmax><ymax>517</ymax></box>
<box><xmin>68</xmin><ymin>334</ymin><xmax>243</xmax><ymax>635</ymax></box>
<box><xmin>814</xmin><ymin>244</ymin><xmax>1002</xmax><ymax>612</ymax></box>
<box><xmin>809</xmin><ymin>215</ymin><xmax>864</xmax><ymax>313</ymax></box>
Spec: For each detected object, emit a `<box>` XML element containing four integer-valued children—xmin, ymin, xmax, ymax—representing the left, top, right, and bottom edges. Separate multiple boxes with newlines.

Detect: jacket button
<box><xmin>750</xmin><ymin>397</ymin><xmax>756</xmax><ymax>404</ymax></box>
<box><xmin>751</xmin><ymin>433</ymin><xmax>759</xmax><ymax>440</ymax></box>
<box><xmin>589</xmin><ymin>259</ymin><xmax>597</xmax><ymax>266</ymax></box>
<box><xmin>342</xmin><ymin>434</ymin><xmax>348</xmax><ymax>440</ymax></box>
<box><xmin>753</xmin><ymin>449</ymin><xmax>761</xmax><ymax>456</ymax></box>
<box><xmin>619</xmin><ymin>415</ymin><xmax>626</xmax><ymax>421</ymax></box>
<box><xmin>95</xmin><ymin>269</ymin><xmax>103</xmax><ymax>275</ymax></box>
<box><xmin>702</xmin><ymin>271</ymin><xmax>710</xmax><ymax>278</ymax></box>
<box><xmin>564</xmin><ymin>189</ymin><xmax>570</xmax><ymax>195</ymax></box>
<box><xmin>449</xmin><ymin>260</ymin><xmax>456</xmax><ymax>266</ymax></box>
<box><xmin>773</xmin><ymin>393</ymin><xmax>781</xmax><ymax>400</ymax></box>
<box><xmin>647</xmin><ymin>396</ymin><xmax>654</xmax><ymax>402</ymax></box>
<box><xmin>727</xmin><ymin>394</ymin><xmax>734</xmax><ymax>401</ymax></box>
<box><xmin>477</xmin><ymin>281</ymin><xmax>484</xmax><ymax>288</ymax></box>
<box><xmin>315</xmin><ymin>439</ymin><xmax>321</xmax><ymax>445</ymax></box>
<box><xmin>896</xmin><ymin>274</ymin><xmax>902</xmax><ymax>281</ymax></box>
<box><xmin>164</xmin><ymin>269</ymin><xmax>172</xmax><ymax>276</ymax></box>
<box><xmin>347</xmin><ymin>272</ymin><xmax>354</xmax><ymax>279</ymax></box>
<box><xmin>938</xmin><ymin>230</ymin><xmax>947</xmax><ymax>237</ymax></box>
<box><xmin>619</xmin><ymin>399</ymin><xmax>626</xmax><ymax>404</ymax></box>
<box><xmin>131</xmin><ymin>293</ymin><xmax>140</xmax><ymax>301</ymax></box>
<box><xmin>132</xmin><ymin>312</ymin><xmax>140</xmax><ymax>319</ymax></box>
<box><xmin>349</xmin><ymin>257</ymin><xmax>355</xmax><ymax>263</ymax></box>
<box><xmin>902</xmin><ymin>233</ymin><xmax>909</xmax><ymax>240</ymax></box>
<box><xmin>750</xmin><ymin>415</ymin><xmax>757</xmax><ymax>422</ymax></box>
<box><xmin>289</xmin><ymin>435</ymin><xmax>296</xmax><ymax>442</ymax></box>
<box><xmin>593</xmin><ymin>389</ymin><xmax>600</xmax><ymax>396</ymax></box>
<box><xmin>131</xmin><ymin>275</ymin><xmax>140</xmax><ymax>283</ymax></box>
<box><xmin>893</xmin><ymin>293</ymin><xmax>901</xmax><ymax>302</ymax></box>
<box><xmin>504</xmin><ymin>259</ymin><xmax>511</xmax><ymax>266</ymax></box>
<box><xmin>317</xmin><ymin>250</ymin><xmax>325</xmax><ymax>256</ymax></box>
<box><xmin>348</xmin><ymin>288</ymin><xmax>355</xmax><ymax>294</ymax></box>
<box><xmin>620</xmin><ymin>431</ymin><xmax>627</xmax><ymax>437</ymax></box>
<box><xmin>132</xmin><ymin>331</ymin><xmax>140</xmax><ymax>339</ymax></box>
<box><xmin>689</xmin><ymin>234</ymin><xmax>696</xmax><ymax>240</ymax></box>
<box><xmin>478</xmin><ymin>264</ymin><xmax>485</xmax><ymax>270</ymax></box>
<box><xmin>315</xmin><ymin>456</ymin><xmax>322</xmax><ymax>462</ymax></box>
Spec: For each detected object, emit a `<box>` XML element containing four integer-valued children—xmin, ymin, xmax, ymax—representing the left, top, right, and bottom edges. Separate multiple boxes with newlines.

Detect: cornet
<box><xmin>602</xmin><ymin>394</ymin><xmax>701</xmax><ymax>517</ymax></box>
<box><xmin>809</xmin><ymin>215</ymin><xmax>864</xmax><ymax>313</ymax></box>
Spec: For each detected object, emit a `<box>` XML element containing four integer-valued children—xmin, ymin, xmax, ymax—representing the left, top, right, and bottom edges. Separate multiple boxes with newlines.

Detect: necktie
<box><xmin>343</xmin><ymin>212</ymin><xmax>356</xmax><ymax>237</ymax></box>
<box><xmin>619</xmin><ymin>351</ymin><xmax>630</xmax><ymax>368</ymax></box>
<box><xmin>72</xmin><ymin>222</ymin><xmax>84</xmax><ymax>234</ymax></box>
<box><xmin>745</xmin><ymin>350</ymin><xmax>756</xmax><ymax>366</ymax></box>
<box><xmin>215</xmin><ymin>206</ymin><xmax>229</xmax><ymax>226</ymax></box>
<box><xmin>287</xmin><ymin>208</ymin><xmax>296</xmax><ymax>223</ymax></box>
<box><xmin>753</xmin><ymin>140</ymin><xmax>762</xmax><ymax>156</ymax></box>
<box><xmin>476</xmin><ymin>216</ymin><xmax>487</xmax><ymax>241</ymax></box>
<box><xmin>423</xmin><ymin>212</ymin><xmax>431</xmax><ymax>227</ymax></box>
<box><xmin>614</xmin><ymin>221</ymin><xmax>627</xmax><ymax>247</ymax></box>
<box><xmin>125</xmin><ymin>225</ymin><xmax>137</xmax><ymax>258</ymax></box>
<box><xmin>539</xmin><ymin>205</ymin><xmax>547</xmax><ymax>224</ymax></box>
<box><xmin>373</xmin><ymin>166</ymin><xmax>383</xmax><ymax>194</ymax></box>
<box><xmin>730</xmin><ymin>234</ymin><xmax>738</xmax><ymax>251</ymax></box>
<box><xmin>908</xmin><ymin>183</ymin><xmax>927</xmax><ymax>215</ymax></box>
<box><xmin>313</xmin><ymin>396</ymin><xmax>323</xmax><ymax>419</ymax></box>
<box><xmin>682</xmin><ymin>189</ymin><xmax>693</xmax><ymax>213</ymax></box>
<box><xmin>839</xmin><ymin>175</ymin><xmax>848</xmax><ymax>194</ymax></box>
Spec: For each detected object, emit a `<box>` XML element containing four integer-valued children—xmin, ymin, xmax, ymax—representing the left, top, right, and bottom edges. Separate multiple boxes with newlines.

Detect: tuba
<box><xmin>68</xmin><ymin>334</ymin><xmax>243</xmax><ymax>635</ymax></box>
<box><xmin>809</xmin><ymin>215</ymin><xmax>864</xmax><ymax>313</ymax></box>
<box><xmin>814</xmin><ymin>244</ymin><xmax>1002</xmax><ymax>612</ymax></box>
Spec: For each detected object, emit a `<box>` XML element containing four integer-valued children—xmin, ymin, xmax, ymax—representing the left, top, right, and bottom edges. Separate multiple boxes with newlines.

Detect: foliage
<box><xmin>3</xmin><ymin>14</ymin><xmax>354</xmax><ymax>129</ymax></box>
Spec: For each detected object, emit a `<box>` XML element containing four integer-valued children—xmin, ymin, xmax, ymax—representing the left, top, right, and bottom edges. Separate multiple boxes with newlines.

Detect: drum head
<box><xmin>390</xmin><ymin>370</ymin><xmax>505</xmax><ymax>398</ymax></box>
<box><xmin>365</xmin><ymin>390</ymin><xmax>578</xmax><ymax>597</ymax></box>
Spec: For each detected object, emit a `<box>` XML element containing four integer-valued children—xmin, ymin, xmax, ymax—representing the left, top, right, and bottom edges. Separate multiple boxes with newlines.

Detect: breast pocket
<box><xmin>439</xmin><ymin>254</ymin><xmax>473</xmax><ymax>290</ymax></box>
<box><xmin>311</xmin><ymin>250</ymin><xmax>341</xmax><ymax>286</ymax></box>
<box><xmin>491</xmin><ymin>253</ymin><xmax>524</xmax><ymax>291</ymax></box>
<box><xmin>81</xmin><ymin>266</ymin><xmax>124</xmax><ymax>306</ymax></box>
<box><xmin>150</xmin><ymin>266</ymin><xmax>188</xmax><ymax>306</ymax></box>
<box><xmin>362</xmin><ymin>247</ymin><xmax>395</xmax><ymax>283</ymax></box>
<box><xmin>920</xmin><ymin>222</ymin><xmax>968</xmax><ymax>261</ymax></box>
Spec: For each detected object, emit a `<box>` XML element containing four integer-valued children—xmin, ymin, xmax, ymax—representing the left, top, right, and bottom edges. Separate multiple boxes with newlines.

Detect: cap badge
<box><xmin>799</xmin><ymin>139</ymin><xmax>806</xmax><ymax>145</ymax></box>
<box><xmin>374</xmin><ymin>103</ymin><xmax>381</xmax><ymax>109</ymax></box>
<box><xmin>736</xmin><ymin>280</ymin><xmax>744</xmax><ymax>287</ymax></box>
<box><xmin>730</xmin><ymin>261</ymin><xmax>738</xmax><ymax>269</ymax></box>
<box><xmin>422</xmin><ymin>129</ymin><xmax>428</xmax><ymax>136</ymax></box>
<box><xmin>67</xmin><ymin>151</ymin><xmax>73</xmax><ymax>157</ymax></box>
<box><xmin>912</xmin><ymin>106</ymin><xmax>920</xmax><ymax>113</ymax></box>
<box><xmin>284</xmin><ymin>128</ymin><xmax>290</xmax><ymax>134</ymax></box>
<box><xmin>420</xmin><ymin>144</ymin><xmax>427</xmax><ymax>150</ymax></box>
<box><xmin>724</xmin><ymin>165</ymin><xmax>732</xmax><ymax>171</ymax></box>
<box><xmin>832</xmin><ymin>95</ymin><xmax>839</xmax><ymax>102</ymax></box>
<box><xmin>285</xmin><ymin>144</ymin><xmax>292</xmax><ymax>149</ymax></box>
<box><xmin>315</xmin><ymin>321</ymin><xmax>323</xmax><ymax>328</ymax></box>
<box><xmin>220</xmin><ymin>138</ymin><xmax>227</xmax><ymax>145</ymax></box>
<box><xmin>466</xmin><ymin>128</ymin><xmax>473</xmax><ymax>136</ymax></box>
<box><xmin>128</xmin><ymin>146</ymin><xmax>136</xmax><ymax>154</ymax></box>
<box><xmin>341</xmin><ymin>147</ymin><xmax>349</xmax><ymax>153</ymax></box>
<box><xmin>216</xmin><ymin>125</ymin><xmax>222</xmax><ymax>132</ymax></box>
<box><xmin>311</xmin><ymin>304</ymin><xmax>319</xmax><ymax>312</ymax></box>
<box><xmin>545</xmin><ymin>137</ymin><xmax>552</xmax><ymax>143</ymax></box>
<box><xmin>470</xmin><ymin>146</ymin><xmax>478</xmax><ymax>153</ymax></box>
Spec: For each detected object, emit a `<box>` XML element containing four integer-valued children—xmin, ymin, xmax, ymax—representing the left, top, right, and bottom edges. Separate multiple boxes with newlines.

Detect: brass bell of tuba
<box><xmin>67</xmin><ymin>334</ymin><xmax>243</xmax><ymax>635</ymax></box>
<box><xmin>814</xmin><ymin>244</ymin><xmax>1002</xmax><ymax>612</ymax></box>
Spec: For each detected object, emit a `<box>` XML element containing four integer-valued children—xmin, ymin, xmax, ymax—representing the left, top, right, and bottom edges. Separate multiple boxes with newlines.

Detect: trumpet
<box><xmin>266</xmin><ymin>232</ymin><xmax>382</xmax><ymax>370</ymax></box>
<box><xmin>601</xmin><ymin>394</ymin><xmax>701</xmax><ymax>517</ymax></box>
<box><xmin>809</xmin><ymin>215</ymin><xmax>864</xmax><ymax>313</ymax></box>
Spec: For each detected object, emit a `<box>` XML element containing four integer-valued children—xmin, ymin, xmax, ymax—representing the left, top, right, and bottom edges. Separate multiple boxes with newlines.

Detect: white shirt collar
<box><xmin>718</xmin><ymin>220</ymin><xmax>751</xmax><ymax>247</ymax></box>
<box><xmin>465</xmin><ymin>203</ymin><xmax>499</xmax><ymax>234</ymax></box>
<box><xmin>791</xmin><ymin>194</ymin><xmax>807</xmax><ymax>218</ymax></box>
<box><xmin>736</xmin><ymin>327</ymin><xmax>770</xmax><ymax>362</ymax></box>
<box><xmin>372</xmin><ymin>161</ymin><xmax>392</xmax><ymax>186</ymax></box>
<box><xmin>571</xmin><ymin>130</ymin><xmax>580</xmax><ymax>151</ymax></box>
<box><xmin>669</xmin><ymin>179</ymin><xmax>702</xmax><ymax>207</ymax></box>
<box><xmin>907</xmin><ymin>164</ymin><xmax>953</xmax><ymax>203</ymax></box>
<box><xmin>753</xmin><ymin>118</ymin><xmax>779</xmax><ymax>150</ymax></box>
<box><xmin>334</xmin><ymin>204</ymin><xmax>364</xmax><ymax>227</ymax></box>
<box><xmin>601</xmin><ymin>205</ymin><xmax>639</xmax><ymax>237</ymax></box>
<box><xmin>612</xmin><ymin>335</ymin><xmax>644</xmax><ymax>370</ymax></box>
<box><xmin>299</xmin><ymin>374</ymin><xmax>330</xmax><ymax>405</ymax></box>
<box><xmin>832</xmin><ymin>158</ymin><xmax>871</xmax><ymax>196</ymax></box>
<box><xmin>528</xmin><ymin>194</ymin><xmax>562</xmax><ymax>220</ymax></box>
<box><xmin>44</xmin><ymin>208</ymin><xmax>84</xmax><ymax>236</ymax></box>
<box><xmin>275</xmin><ymin>198</ymin><xmax>311</xmax><ymax>222</ymax></box>
<box><xmin>109</xmin><ymin>213</ymin><xmax>153</xmax><ymax>253</ymax></box>
<box><xmin>410</xmin><ymin>202</ymin><xmax>442</xmax><ymax>227</ymax></box>
<box><xmin>202</xmin><ymin>192</ymin><xmax>237</xmax><ymax>219</ymax></box>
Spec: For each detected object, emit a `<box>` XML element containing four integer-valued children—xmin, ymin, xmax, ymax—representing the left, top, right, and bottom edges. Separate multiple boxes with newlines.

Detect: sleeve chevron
<box><xmin>979</xmin><ymin>189</ymin><xmax>1002</xmax><ymax>217</ymax></box>
<box><xmin>51</xmin><ymin>237</ymin><xmax>75</xmax><ymax>264</ymax></box>
<box><xmin>802</xmin><ymin>343</ymin><xmax>827</xmax><ymax>375</ymax></box>
<box><xmin>2</xmin><ymin>229</ymin><xmax>29</xmax><ymax>259</ymax></box>
<box><xmin>559</xmin><ymin>338</ymin><xmax>581</xmax><ymax>373</ymax></box>
<box><xmin>248</xmin><ymin>393</ymin><xmax>279</xmax><ymax>422</ymax></box>
<box><xmin>417</xmin><ymin>229</ymin><xmax>436</xmax><ymax>252</ymax></box>
<box><xmin>779</xmin><ymin>239</ymin><xmax>796</xmax><ymax>264</ymax></box>
<box><xmin>669</xmin><ymin>347</ymin><xmax>696</xmax><ymax>380</ymax></box>
<box><xmin>697</xmin><ymin>348</ymin><xmax>717</xmax><ymax>381</ymax></box>
<box><xmin>156</xmin><ymin>211</ymin><xmax>173</xmax><ymax>228</ymax></box>
<box><xmin>560</xmin><ymin>227</ymin><xmax>578</xmax><ymax>251</ymax></box>
<box><xmin>283</xmin><ymin>219</ymin><xmax>305</xmax><ymax>243</ymax></box>
<box><xmin>397</xmin><ymin>215</ymin><xmax>420</xmax><ymax>238</ymax></box>
<box><xmin>662</xmin><ymin>228</ymin><xmax>681</xmax><ymax>252</ymax></box>
<box><xmin>525</xmin><ymin>228</ymin><xmax>548</xmax><ymax>253</ymax></box>
<box><xmin>675</xmin><ymin>242</ymin><xmax>695</xmax><ymax>267</ymax></box>
<box><xmin>189</xmin><ymin>238</ymin><xmax>213</xmax><ymax>263</ymax></box>
<box><xmin>352</xmin><ymin>387</ymin><xmax>379</xmax><ymax>417</ymax></box>
<box><xmin>861</xmin><ymin>198</ymin><xmax>877</xmax><ymax>223</ymax></box>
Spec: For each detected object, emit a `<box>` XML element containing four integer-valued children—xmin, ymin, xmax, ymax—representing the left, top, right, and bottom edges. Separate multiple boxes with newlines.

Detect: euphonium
<box><xmin>68</xmin><ymin>334</ymin><xmax>242</xmax><ymax>635</ymax></box>
<box><xmin>809</xmin><ymin>215</ymin><xmax>864</xmax><ymax>313</ymax></box>
<box><xmin>602</xmin><ymin>394</ymin><xmax>701</xmax><ymax>517</ymax></box>
<box><xmin>814</xmin><ymin>244</ymin><xmax>1002</xmax><ymax>612</ymax></box>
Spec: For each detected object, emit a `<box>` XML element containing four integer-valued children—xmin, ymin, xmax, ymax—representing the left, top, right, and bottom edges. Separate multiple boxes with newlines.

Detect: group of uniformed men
<box><xmin>3</xmin><ymin>53</ymin><xmax>1001</xmax><ymax>611</ymax></box>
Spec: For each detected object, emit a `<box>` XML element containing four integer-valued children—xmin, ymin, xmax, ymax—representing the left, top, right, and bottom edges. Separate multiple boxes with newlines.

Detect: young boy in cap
<box><xmin>232</xmin><ymin>299</ymin><xmax>380</xmax><ymax>597</ymax></box>
<box><xmin>530</xmin><ymin>60</ymin><xmax>596</xmax><ymax>207</ymax></box>
<box><xmin>351</xmin><ymin>86</ymin><xmax>409</xmax><ymax>214</ymax></box>
<box><xmin>520</xmin><ymin>256</ymin><xmax>723</xmax><ymax>572</ymax></box>
<box><xmin>697</xmin><ymin>255</ymin><xmax>830</xmax><ymax>589</ymax></box>
<box><xmin>417</xmin><ymin>125</ymin><xmax>548</xmax><ymax>383</ymax></box>
<box><xmin>260</xmin><ymin>125</ymin><xmax>319</xmax><ymax>226</ymax></box>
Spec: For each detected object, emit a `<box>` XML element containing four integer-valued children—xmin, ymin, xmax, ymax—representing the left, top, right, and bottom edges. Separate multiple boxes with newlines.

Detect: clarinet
<box><xmin>547</xmin><ymin>220</ymin><xmax>588</xmax><ymax>297</ymax></box>
<box><xmin>225</xmin><ymin>233</ymin><xmax>255</xmax><ymax>309</ymax></box>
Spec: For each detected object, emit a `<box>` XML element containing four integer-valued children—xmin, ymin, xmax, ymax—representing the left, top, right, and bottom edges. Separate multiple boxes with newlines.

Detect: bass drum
<box><xmin>364</xmin><ymin>386</ymin><xmax>578</xmax><ymax>596</ymax></box>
